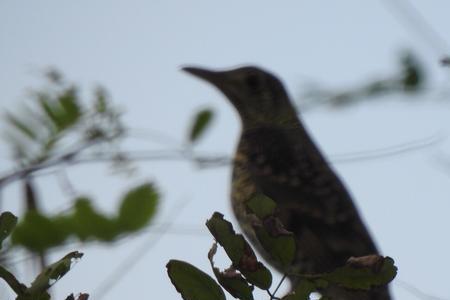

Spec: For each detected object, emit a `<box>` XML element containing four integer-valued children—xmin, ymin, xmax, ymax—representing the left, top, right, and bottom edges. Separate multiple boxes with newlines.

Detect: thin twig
<box><xmin>397</xmin><ymin>280</ymin><xmax>449</xmax><ymax>300</ymax></box>
<box><xmin>271</xmin><ymin>273</ymin><xmax>288</xmax><ymax>298</ymax></box>
<box><xmin>0</xmin><ymin>265</ymin><xmax>26</xmax><ymax>296</ymax></box>
<box><xmin>0</xmin><ymin>133</ymin><xmax>443</xmax><ymax>188</ymax></box>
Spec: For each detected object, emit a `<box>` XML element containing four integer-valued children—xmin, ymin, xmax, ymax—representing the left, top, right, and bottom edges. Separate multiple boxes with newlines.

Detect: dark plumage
<box><xmin>183</xmin><ymin>66</ymin><xmax>391</xmax><ymax>300</ymax></box>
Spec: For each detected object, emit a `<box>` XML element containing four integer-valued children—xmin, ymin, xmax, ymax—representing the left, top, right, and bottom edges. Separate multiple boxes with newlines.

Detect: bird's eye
<box><xmin>245</xmin><ymin>74</ymin><xmax>261</xmax><ymax>90</ymax></box>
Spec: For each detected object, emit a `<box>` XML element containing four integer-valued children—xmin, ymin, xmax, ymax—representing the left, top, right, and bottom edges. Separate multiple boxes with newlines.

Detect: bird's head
<box><xmin>182</xmin><ymin>66</ymin><xmax>299</xmax><ymax>128</ymax></box>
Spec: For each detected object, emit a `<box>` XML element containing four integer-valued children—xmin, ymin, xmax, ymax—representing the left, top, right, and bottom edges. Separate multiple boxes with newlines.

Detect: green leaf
<box><xmin>206</xmin><ymin>212</ymin><xmax>272</xmax><ymax>290</ymax></box>
<box><xmin>118</xmin><ymin>183</ymin><xmax>158</xmax><ymax>231</ymax></box>
<box><xmin>71</xmin><ymin>198</ymin><xmax>119</xmax><ymax>241</ymax></box>
<box><xmin>38</xmin><ymin>95</ymin><xmax>61</xmax><ymax>131</ymax></box>
<box><xmin>208</xmin><ymin>243</ymin><xmax>254</xmax><ymax>300</ymax></box>
<box><xmin>58</xmin><ymin>87</ymin><xmax>82</xmax><ymax>127</ymax></box>
<box><xmin>11</xmin><ymin>211</ymin><xmax>67</xmax><ymax>252</ymax></box>
<box><xmin>27</xmin><ymin>251</ymin><xmax>83</xmax><ymax>296</ymax></box>
<box><xmin>0</xmin><ymin>212</ymin><xmax>18</xmax><ymax>249</ymax></box>
<box><xmin>167</xmin><ymin>259</ymin><xmax>226</xmax><ymax>300</ymax></box>
<box><xmin>247</xmin><ymin>194</ymin><xmax>296</xmax><ymax>270</ymax></box>
<box><xmin>5</xmin><ymin>113</ymin><xmax>37</xmax><ymax>141</ymax></box>
<box><xmin>246</xmin><ymin>194</ymin><xmax>276</xmax><ymax>219</ymax></box>
<box><xmin>253</xmin><ymin>217</ymin><xmax>296</xmax><ymax>269</ymax></box>
<box><xmin>189</xmin><ymin>109</ymin><xmax>214</xmax><ymax>143</ymax></box>
<box><xmin>321</xmin><ymin>255</ymin><xmax>397</xmax><ymax>290</ymax></box>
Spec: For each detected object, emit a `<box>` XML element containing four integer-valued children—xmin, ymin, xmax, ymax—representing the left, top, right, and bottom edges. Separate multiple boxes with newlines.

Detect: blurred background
<box><xmin>1</xmin><ymin>1</ymin><xmax>450</xmax><ymax>299</ymax></box>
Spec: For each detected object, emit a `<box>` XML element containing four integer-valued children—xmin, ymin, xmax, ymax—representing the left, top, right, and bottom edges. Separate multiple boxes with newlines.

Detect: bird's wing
<box><xmin>240</xmin><ymin>126</ymin><xmax>379</xmax><ymax>269</ymax></box>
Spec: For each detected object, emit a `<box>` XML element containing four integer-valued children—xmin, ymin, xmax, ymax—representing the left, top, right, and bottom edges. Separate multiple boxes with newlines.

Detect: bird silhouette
<box><xmin>183</xmin><ymin>65</ymin><xmax>391</xmax><ymax>300</ymax></box>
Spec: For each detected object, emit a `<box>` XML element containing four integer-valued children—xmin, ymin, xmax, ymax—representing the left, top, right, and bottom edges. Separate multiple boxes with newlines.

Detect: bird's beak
<box><xmin>182</xmin><ymin>66</ymin><xmax>226</xmax><ymax>89</ymax></box>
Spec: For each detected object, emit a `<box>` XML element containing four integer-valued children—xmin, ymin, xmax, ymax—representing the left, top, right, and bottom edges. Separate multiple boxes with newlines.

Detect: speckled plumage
<box><xmin>183</xmin><ymin>66</ymin><xmax>391</xmax><ymax>300</ymax></box>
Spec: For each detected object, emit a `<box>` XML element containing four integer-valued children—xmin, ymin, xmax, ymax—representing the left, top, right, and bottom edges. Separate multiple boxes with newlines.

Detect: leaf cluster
<box><xmin>11</xmin><ymin>183</ymin><xmax>158</xmax><ymax>252</ymax></box>
<box><xmin>0</xmin><ymin>212</ymin><xmax>86</xmax><ymax>300</ymax></box>
<box><xmin>167</xmin><ymin>208</ymin><xmax>397</xmax><ymax>300</ymax></box>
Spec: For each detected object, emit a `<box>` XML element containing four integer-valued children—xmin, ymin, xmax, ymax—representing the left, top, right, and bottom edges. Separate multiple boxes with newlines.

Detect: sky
<box><xmin>1</xmin><ymin>1</ymin><xmax>450</xmax><ymax>300</ymax></box>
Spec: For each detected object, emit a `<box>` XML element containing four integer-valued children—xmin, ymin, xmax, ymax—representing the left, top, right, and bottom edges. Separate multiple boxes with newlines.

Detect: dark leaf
<box><xmin>208</xmin><ymin>243</ymin><xmax>254</xmax><ymax>300</ymax></box>
<box><xmin>0</xmin><ymin>212</ymin><xmax>18</xmax><ymax>249</ymax></box>
<box><xmin>253</xmin><ymin>216</ymin><xmax>296</xmax><ymax>269</ymax></box>
<box><xmin>247</xmin><ymin>194</ymin><xmax>296</xmax><ymax>269</ymax></box>
<box><xmin>206</xmin><ymin>212</ymin><xmax>272</xmax><ymax>290</ymax></box>
<box><xmin>167</xmin><ymin>259</ymin><xmax>226</xmax><ymax>300</ymax></box>
<box><xmin>322</xmin><ymin>255</ymin><xmax>397</xmax><ymax>290</ymax></box>
<box><xmin>27</xmin><ymin>251</ymin><xmax>83</xmax><ymax>296</ymax></box>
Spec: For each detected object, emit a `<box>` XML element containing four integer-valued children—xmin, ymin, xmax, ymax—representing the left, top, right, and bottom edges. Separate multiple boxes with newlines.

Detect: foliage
<box><xmin>3</xmin><ymin>69</ymin><xmax>124</xmax><ymax>169</ymax></box>
<box><xmin>0</xmin><ymin>212</ymin><xmax>85</xmax><ymax>299</ymax></box>
<box><xmin>168</xmin><ymin>212</ymin><xmax>397</xmax><ymax>300</ymax></box>
<box><xmin>300</xmin><ymin>51</ymin><xmax>425</xmax><ymax>110</ymax></box>
<box><xmin>11</xmin><ymin>183</ymin><xmax>158</xmax><ymax>251</ymax></box>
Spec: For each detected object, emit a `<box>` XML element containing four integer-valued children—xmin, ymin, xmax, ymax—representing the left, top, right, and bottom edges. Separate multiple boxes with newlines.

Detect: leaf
<box><xmin>252</xmin><ymin>216</ymin><xmax>296</xmax><ymax>269</ymax></box>
<box><xmin>118</xmin><ymin>183</ymin><xmax>158</xmax><ymax>231</ymax></box>
<box><xmin>11</xmin><ymin>211</ymin><xmax>67</xmax><ymax>252</ymax></box>
<box><xmin>189</xmin><ymin>109</ymin><xmax>214</xmax><ymax>143</ymax></box>
<box><xmin>247</xmin><ymin>194</ymin><xmax>296</xmax><ymax>270</ymax></box>
<box><xmin>206</xmin><ymin>212</ymin><xmax>272</xmax><ymax>290</ymax></box>
<box><xmin>71</xmin><ymin>198</ymin><xmax>119</xmax><ymax>241</ymax></box>
<box><xmin>167</xmin><ymin>259</ymin><xmax>226</xmax><ymax>300</ymax></box>
<box><xmin>208</xmin><ymin>243</ymin><xmax>254</xmax><ymax>300</ymax></box>
<box><xmin>27</xmin><ymin>251</ymin><xmax>83</xmax><ymax>296</ymax></box>
<box><xmin>282</xmin><ymin>280</ymin><xmax>316</xmax><ymax>300</ymax></box>
<box><xmin>38</xmin><ymin>95</ymin><xmax>61</xmax><ymax>131</ymax></box>
<box><xmin>0</xmin><ymin>212</ymin><xmax>18</xmax><ymax>249</ymax></box>
<box><xmin>246</xmin><ymin>194</ymin><xmax>277</xmax><ymax>219</ymax></box>
<box><xmin>5</xmin><ymin>113</ymin><xmax>37</xmax><ymax>141</ymax></box>
<box><xmin>58</xmin><ymin>87</ymin><xmax>82</xmax><ymax>127</ymax></box>
<box><xmin>321</xmin><ymin>255</ymin><xmax>397</xmax><ymax>290</ymax></box>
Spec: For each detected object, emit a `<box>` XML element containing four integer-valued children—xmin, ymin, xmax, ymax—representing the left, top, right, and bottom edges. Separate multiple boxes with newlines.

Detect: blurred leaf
<box><xmin>189</xmin><ymin>109</ymin><xmax>214</xmax><ymax>143</ymax></box>
<box><xmin>5</xmin><ymin>113</ymin><xmax>37</xmax><ymax>141</ymax></box>
<box><xmin>321</xmin><ymin>255</ymin><xmax>397</xmax><ymax>290</ymax></box>
<box><xmin>37</xmin><ymin>95</ymin><xmax>61</xmax><ymax>131</ymax></box>
<box><xmin>26</xmin><ymin>251</ymin><xmax>83</xmax><ymax>296</ymax></box>
<box><xmin>24</xmin><ymin>179</ymin><xmax>38</xmax><ymax>211</ymax></box>
<box><xmin>11</xmin><ymin>211</ymin><xmax>67</xmax><ymax>252</ymax></box>
<box><xmin>0</xmin><ymin>212</ymin><xmax>18</xmax><ymax>249</ymax></box>
<box><xmin>58</xmin><ymin>87</ymin><xmax>82</xmax><ymax>128</ymax></box>
<box><xmin>208</xmin><ymin>243</ymin><xmax>254</xmax><ymax>300</ymax></box>
<box><xmin>118</xmin><ymin>183</ymin><xmax>158</xmax><ymax>231</ymax></box>
<box><xmin>167</xmin><ymin>259</ymin><xmax>226</xmax><ymax>300</ymax></box>
<box><xmin>400</xmin><ymin>52</ymin><xmax>423</xmax><ymax>92</ymax></box>
<box><xmin>441</xmin><ymin>56</ymin><xmax>450</xmax><ymax>66</ymax></box>
<box><xmin>71</xmin><ymin>198</ymin><xmax>119</xmax><ymax>241</ymax></box>
<box><xmin>206</xmin><ymin>212</ymin><xmax>272</xmax><ymax>290</ymax></box>
<box><xmin>94</xmin><ymin>86</ymin><xmax>108</xmax><ymax>113</ymax></box>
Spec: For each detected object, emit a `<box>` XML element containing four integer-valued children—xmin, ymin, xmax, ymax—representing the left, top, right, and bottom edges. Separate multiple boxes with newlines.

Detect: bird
<box><xmin>183</xmin><ymin>65</ymin><xmax>391</xmax><ymax>300</ymax></box>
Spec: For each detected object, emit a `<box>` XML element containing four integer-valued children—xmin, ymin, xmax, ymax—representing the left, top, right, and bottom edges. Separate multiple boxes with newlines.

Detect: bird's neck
<box><xmin>241</xmin><ymin>113</ymin><xmax>301</xmax><ymax>131</ymax></box>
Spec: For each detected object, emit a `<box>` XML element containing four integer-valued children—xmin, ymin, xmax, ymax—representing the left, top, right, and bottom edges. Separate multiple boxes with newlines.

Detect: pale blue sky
<box><xmin>1</xmin><ymin>1</ymin><xmax>450</xmax><ymax>300</ymax></box>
